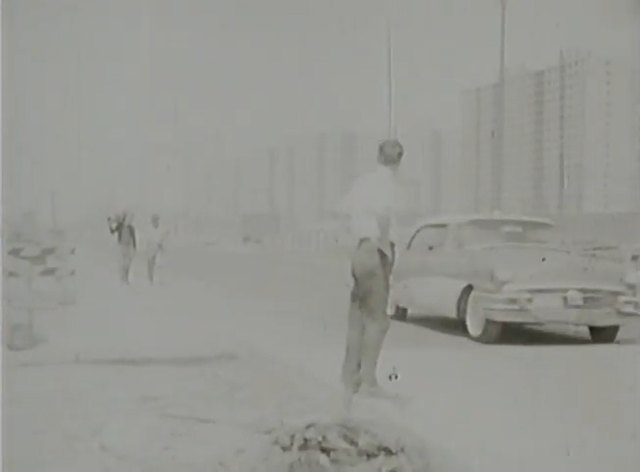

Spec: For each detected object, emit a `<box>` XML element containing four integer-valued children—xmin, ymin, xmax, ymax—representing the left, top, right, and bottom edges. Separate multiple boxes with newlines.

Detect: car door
<box><xmin>393</xmin><ymin>224</ymin><xmax>464</xmax><ymax>316</ymax></box>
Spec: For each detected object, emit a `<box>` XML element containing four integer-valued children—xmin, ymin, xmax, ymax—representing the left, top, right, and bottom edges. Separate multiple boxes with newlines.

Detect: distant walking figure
<box><xmin>338</xmin><ymin>139</ymin><xmax>404</xmax><ymax>409</ymax></box>
<box><xmin>145</xmin><ymin>214</ymin><xmax>167</xmax><ymax>284</ymax></box>
<box><xmin>108</xmin><ymin>211</ymin><xmax>137</xmax><ymax>284</ymax></box>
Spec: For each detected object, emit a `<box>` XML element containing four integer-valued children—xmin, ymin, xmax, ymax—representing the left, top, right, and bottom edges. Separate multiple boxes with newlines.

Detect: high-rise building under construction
<box><xmin>462</xmin><ymin>53</ymin><xmax>640</xmax><ymax>215</ymax></box>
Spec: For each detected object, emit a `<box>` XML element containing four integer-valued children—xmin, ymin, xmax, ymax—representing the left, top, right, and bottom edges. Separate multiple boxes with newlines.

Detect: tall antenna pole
<box><xmin>386</xmin><ymin>18</ymin><xmax>396</xmax><ymax>138</ymax></box>
<box><xmin>499</xmin><ymin>0</ymin><xmax>506</xmax><ymax>85</ymax></box>
<box><xmin>558</xmin><ymin>50</ymin><xmax>566</xmax><ymax>214</ymax></box>
<box><xmin>491</xmin><ymin>0</ymin><xmax>507</xmax><ymax>212</ymax></box>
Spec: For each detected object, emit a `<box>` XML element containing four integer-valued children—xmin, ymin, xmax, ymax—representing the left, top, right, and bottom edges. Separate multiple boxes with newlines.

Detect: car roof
<box><xmin>413</xmin><ymin>213</ymin><xmax>555</xmax><ymax>229</ymax></box>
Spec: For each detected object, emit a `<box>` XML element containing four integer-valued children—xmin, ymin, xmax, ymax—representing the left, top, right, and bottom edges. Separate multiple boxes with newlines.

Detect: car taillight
<box><xmin>565</xmin><ymin>290</ymin><xmax>584</xmax><ymax>307</ymax></box>
<box><xmin>623</xmin><ymin>270</ymin><xmax>640</xmax><ymax>297</ymax></box>
<box><xmin>617</xmin><ymin>295</ymin><xmax>639</xmax><ymax>313</ymax></box>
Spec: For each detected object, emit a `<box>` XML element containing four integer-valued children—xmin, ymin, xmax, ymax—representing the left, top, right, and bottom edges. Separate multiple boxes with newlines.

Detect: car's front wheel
<box><xmin>458</xmin><ymin>288</ymin><xmax>503</xmax><ymax>344</ymax></box>
<box><xmin>588</xmin><ymin>326</ymin><xmax>619</xmax><ymax>344</ymax></box>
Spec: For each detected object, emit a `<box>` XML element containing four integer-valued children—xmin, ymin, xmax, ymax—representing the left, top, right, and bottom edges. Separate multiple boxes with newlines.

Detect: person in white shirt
<box><xmin>145</xmin><ymin>214</ymin><xmax>168</xmax><ymax>284</ymax></box>
<box><xmin>338</xmin><ymin>138</ymin><xmax>404</xmax><ymax>406</ymax></box>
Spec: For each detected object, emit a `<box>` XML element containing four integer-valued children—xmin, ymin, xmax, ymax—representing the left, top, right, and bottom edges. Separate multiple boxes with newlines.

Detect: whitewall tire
<box><xmin>458</xmin><ymin>289</ymin><xmax>503</xmax><ymax>344</ymax></box>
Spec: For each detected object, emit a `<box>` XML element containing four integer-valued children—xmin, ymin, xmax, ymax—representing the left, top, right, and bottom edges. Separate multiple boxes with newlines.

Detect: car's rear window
<box><xmin>460</xmin><ymin>223</ymin><xmax>550</xmax><ymax>245</ymax></box>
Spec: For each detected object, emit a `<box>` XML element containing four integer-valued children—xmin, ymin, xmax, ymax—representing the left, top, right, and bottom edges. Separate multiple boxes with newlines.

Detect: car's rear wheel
<box><xmin>458</xmin><ymin>288</ymin><xmax>503</xmax><ymax>344</ymax></box>
<box><xmin>391</xmin><ymin>305</ymin><xmax>408</xmax><ymax>321</ymax></box>
<box><xmin>588</xmin><ymin>326</ymin><xmax>619</xmax><ymax>344</ymax></box>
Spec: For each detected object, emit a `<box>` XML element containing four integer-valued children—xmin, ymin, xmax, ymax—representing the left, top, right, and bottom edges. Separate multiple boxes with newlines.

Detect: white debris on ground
<box><xmin>259</xmin><ymin>418</ymin><xmax>430</xmax><ymax>472</ymax></box>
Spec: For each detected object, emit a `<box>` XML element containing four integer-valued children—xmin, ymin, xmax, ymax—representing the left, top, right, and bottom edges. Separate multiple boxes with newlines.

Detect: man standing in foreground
<box><xmin>339</xmin><ymin>139</ymin><xmax>404</xmax><ymax>408</ymax></box>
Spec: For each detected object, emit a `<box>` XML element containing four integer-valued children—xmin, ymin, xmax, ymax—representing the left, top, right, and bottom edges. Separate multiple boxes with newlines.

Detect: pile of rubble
<box><xmin>264</xmin><ymin>419</ymin><xmax>428</xmax><ymax>472</ymax></box>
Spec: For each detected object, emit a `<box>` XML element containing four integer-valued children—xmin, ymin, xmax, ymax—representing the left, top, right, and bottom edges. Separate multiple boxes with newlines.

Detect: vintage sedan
<box><xmin>389</xmin><ymin>215</ymin><xmax>640</xmax><ymax>344</ymax></box>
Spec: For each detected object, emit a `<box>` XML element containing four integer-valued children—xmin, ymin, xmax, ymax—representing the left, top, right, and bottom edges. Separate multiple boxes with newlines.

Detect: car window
<box><xmin>458</xmin><ymin>222</ymin><xmax>551</xmax><ymax>246</ymax></box>
<box><xmin>408</xmin><ymin>225</ymin><xmax>448</xmax><ymax>251</ymax></box>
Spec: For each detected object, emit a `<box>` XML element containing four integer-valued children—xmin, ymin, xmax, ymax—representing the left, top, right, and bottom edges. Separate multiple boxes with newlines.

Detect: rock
<box><xmin>5</xmin><ymin>307</ymin><xmax>37</xmax><ymax>351</ymax></box>
<box><xmin>303</xmin><ymin>424</ymin><xmax>323</xmax><ymax>442</ymax></box>
<box><xmin>322</xmin><ymin>429</ymin><xmax>353</xmax><ymax>451</ymax></box>
<box><xmin>274</xmin><ymin>430</ymin><xmax>294</xmax><ymax>451</ymax></box>
<box><xmin>291</xmin><ymin>432</ymin><xmax>305</xmax><ymax>451</ymax></box>
<box><xmin>264</xmin><ymin>418</ymin><xmax>428</xmax><ymax>472</ymax></box>
<box><xmin>288</xmin><ymin>450</ymin><xmax>335</xmax><ymax>472</ymax></box>
<box><xmin>6</xmin><ymin>323</ymin><xmax>37</xmax><ymax>351</ymax></box>
<box><xmin>393</xmin><ymin>454</ymin><xmax>417</xmax><ymax>472</ymax></box>
<box><xmin>349</xmin><ymin>456</ymin><xmax>388</xmax><ymax>472</ymax></box>
<box><xmin>378</xmin><ymin>455</ymin><xmax>404</xmax><ymax>472</ymax></box>
<box><xmin>356</xmin><ymin>430</ymin><xmax>384</xmax><ymax>457</ymax></box>
<box><xmin>328</xmin><ymin>448</ymin><xmax>362</xmax><ymax>467</ymax></box>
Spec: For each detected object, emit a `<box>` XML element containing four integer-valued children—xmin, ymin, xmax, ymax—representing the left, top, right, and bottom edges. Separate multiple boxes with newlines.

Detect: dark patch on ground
<box><xmin>15</xmin><ymin>352</ymin><xmax>239</xmax><ymax>368</ymax></box>
<box><xmin>159</xmin><ymin>413</ymin><xmax>218</xmax><ymax>425</ymax></box>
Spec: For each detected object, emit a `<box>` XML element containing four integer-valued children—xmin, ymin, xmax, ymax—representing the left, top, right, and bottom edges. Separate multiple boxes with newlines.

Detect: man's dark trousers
<box><xmin>341</xmin><ymin>238</ymin><xmax>393</xmax><ymax>394</ymax></box>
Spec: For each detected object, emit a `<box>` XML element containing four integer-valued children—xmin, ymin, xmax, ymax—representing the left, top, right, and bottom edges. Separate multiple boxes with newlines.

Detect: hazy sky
<box><xmin>3</xmin><ymin>0</ymin><xmax>639</xmax><ymax>224</ymax></box>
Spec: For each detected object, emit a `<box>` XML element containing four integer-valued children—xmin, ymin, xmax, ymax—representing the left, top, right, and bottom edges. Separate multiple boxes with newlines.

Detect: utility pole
<box><xmin>386</xmin><ymin>18</ymin><xmax>396</xmax><ymax>138</ymax></box>
<box><xmin>532</xmin><ymin>70</ymin><xmax>546</xmax><ymax>216</ymax></box>
<box><xmin>474</xmin><ymin>89</ymin><xmax>482</xmax><ymax>212</ymax></box>
<box><xmin>430</xmin><ymin>130</ymin><xmax>443</xmax><ymax>215</ymax></box>
<box><xmin>558</xmin><ymin>50</ymin><xmax>567</xmax><ymax>214</ymax></box>
<box><xmin>499</xmin><ymin>0</ymin><xmax>506</xmax><ymax>85</ymax></box>
<box><xmin>492</xmin><ymin>0</ymin><xmax>507</xmax><ymax>212</ymax></box>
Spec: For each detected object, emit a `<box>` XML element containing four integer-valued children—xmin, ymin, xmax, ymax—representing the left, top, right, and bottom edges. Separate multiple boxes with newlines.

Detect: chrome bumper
<box><xmin>476</xmin><ymin>292</ymin><xmax>640</xmax><ymax>326</ymax></box>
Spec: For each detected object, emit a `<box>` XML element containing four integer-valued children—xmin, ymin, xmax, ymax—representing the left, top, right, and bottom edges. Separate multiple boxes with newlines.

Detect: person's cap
<box><xmin>378</xmin><ymin>139</ymin><xmax>404</xmax><ymax>166</ymax></box>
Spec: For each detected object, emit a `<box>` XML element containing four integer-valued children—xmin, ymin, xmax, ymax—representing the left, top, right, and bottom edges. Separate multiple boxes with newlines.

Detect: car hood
<box><xmin>474</xmin><ymin>244</ymin><xmax>626</xmax><ymax>290</ymax></box>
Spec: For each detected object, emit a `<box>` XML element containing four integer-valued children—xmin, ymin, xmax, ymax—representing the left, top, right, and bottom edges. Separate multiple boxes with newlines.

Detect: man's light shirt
<box><xmin>339</xmin><ymin>165</ymin><xmax>403</xmax><ymax>256</ymax></box>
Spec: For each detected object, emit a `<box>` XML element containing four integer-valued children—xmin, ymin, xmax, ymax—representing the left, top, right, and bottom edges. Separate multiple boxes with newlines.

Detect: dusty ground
<box><xmin>3</xmin><ymin>243</ymin><xmax>640</xmax><ymax>471</ymax></box>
